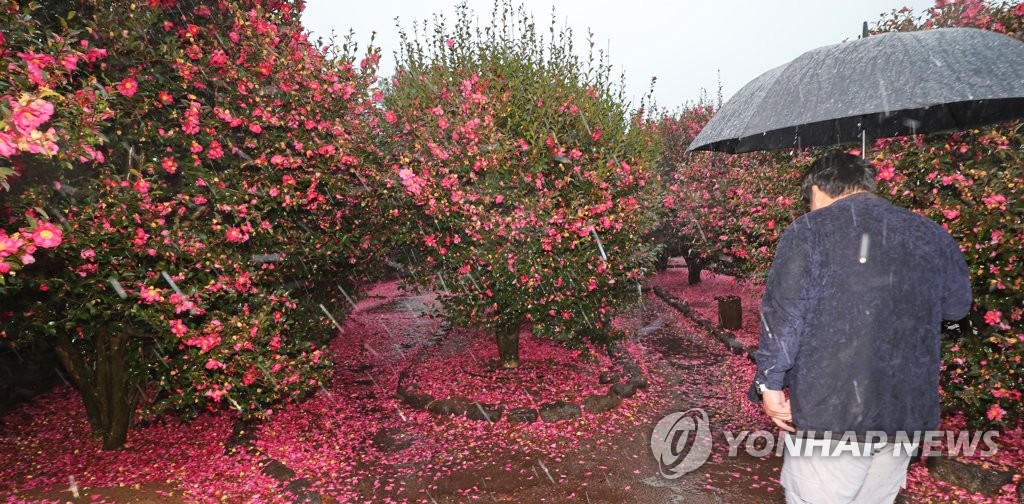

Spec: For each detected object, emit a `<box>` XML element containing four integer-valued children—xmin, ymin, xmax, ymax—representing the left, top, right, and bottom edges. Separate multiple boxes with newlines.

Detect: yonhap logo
<box><xmin>650</xmin><ymin>408</ymin><xmax>712</xmax><ymax>478</ymax></box>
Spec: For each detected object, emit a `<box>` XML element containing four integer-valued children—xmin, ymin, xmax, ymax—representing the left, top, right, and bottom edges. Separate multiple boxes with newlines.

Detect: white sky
<box><xmin>302</xmin><ymin>0</ymin><xmax>936</xmax><ymax>110</ymax></box>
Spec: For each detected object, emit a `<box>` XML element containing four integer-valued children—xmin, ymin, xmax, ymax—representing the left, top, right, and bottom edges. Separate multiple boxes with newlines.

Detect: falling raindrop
<box><xmin>252</xmin><ymin>253</ymin><xmax>284</xmax><ymax>263</ymax></box>
<box><xmin>474</xmin><ymin>402</ymin><xmax>495</xmax><ymax>424</ymax></box>
<box><xmin>364</xmin><ymin>371</ymin><xmax>384</xmax><ymax>396</ymax></box>
<box><xmin>591</xmin><ymin>228</ymin><xmax>607</xmax><ymax>261</ymax></box>
<box><xmin>536</xmin><ymin>459</ymin><xmax>556</xmax><ymax>484</ymax></box>
<box><xmin>437</xmin><ymin>270</ymin><xmax>451</xmax><ymax>295</ymax></box>
<box><xmin>226</xmin><ymin>393</ymin><xmax>245</xmax><ymax>414</ymax></box>
<box><xmin>336</xmin><ymin>284</ymin><xmax>359</xmax><ymax>312</ymax></box>
<box><xmin>161</xmin><ymin>270</ymin><xmax>184</xmax><ymax>297</ymax></box>
<box><xmin>55</xmin><ymin>367</ymin><xmax>71</xmax><ymax>386</ymax></box>
<box><xmin>108</xmin><ymin>277</ymin><xmax>128</xmax><ymax>299</ymax></box>
<box><xmin>363</xmin><ymin>342</ymin><xmax>382</xmax><ymax>359</ymax></box>
<box><xmin>858</xmin><ymin>233</ymin><xmax>870</xmax><ymax>264</ymax></box>
<box><xmin>319</xmin><ymin>304</ymin><xmax>343</xmax><ymax>332</ymax></box>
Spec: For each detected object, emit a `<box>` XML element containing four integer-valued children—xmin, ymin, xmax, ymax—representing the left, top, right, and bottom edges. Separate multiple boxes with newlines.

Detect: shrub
<box><xmin>0</xmin><ymin>0</ymin><xmax>383</xmax><ymax>448</ymax></box>
<box><xmin>382</xmin><ymin>1</ymin><xmax>664</xmax><ymax>367</ymax></box>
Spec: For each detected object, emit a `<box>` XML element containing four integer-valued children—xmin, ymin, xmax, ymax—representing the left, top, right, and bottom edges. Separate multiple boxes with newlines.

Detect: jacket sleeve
<box><xmin>749</xmin><ymin>220</ymin><xmax>813</xmax><ymax>403</ymax></box>
<box><xmin>941</xmin><ymin>232</ymin><xmax>972</xmax><ymax>321</ymax></box>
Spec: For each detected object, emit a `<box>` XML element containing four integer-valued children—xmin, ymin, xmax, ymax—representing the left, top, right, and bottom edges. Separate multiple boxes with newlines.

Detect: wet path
<box><xmin>414</xmin><ymin>291</ymin><xmax>785</xmax><ymax>503</ymax></box>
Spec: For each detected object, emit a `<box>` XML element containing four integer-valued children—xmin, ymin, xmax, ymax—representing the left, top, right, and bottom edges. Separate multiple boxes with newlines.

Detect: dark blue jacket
<box><xmin>749</xmin><ymin>192</ymin><xmax>972</xmax><ymax>436</ymax></box>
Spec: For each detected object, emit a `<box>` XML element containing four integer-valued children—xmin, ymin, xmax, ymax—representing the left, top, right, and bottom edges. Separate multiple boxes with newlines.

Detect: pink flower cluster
<box><xmin>0</xmin><ymin>95</ymin><xmax>59</xmax><ymax>157</ymax></box>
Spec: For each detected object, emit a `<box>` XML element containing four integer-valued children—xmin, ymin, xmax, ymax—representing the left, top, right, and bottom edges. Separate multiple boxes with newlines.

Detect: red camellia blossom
<box><xmin>29</xmin><ymin>222</ymin><xmax>62</xmax><ymax>248</ymax></box>
<box><xmin>987</xmin><ymin>404</ymin><xmax>1006</xmax><ymax>422</ymax></box>
<box><xmin>225</xmin><ymin>227</ymin><xmax>249</xmax><ymax>243</ymax></box>
<box><xmin>10</xmin><ymin>97</ymin><xmax>55</xmax><ymax>134</ymax></box>
<box><xmin>139</xmin><ymin>285</ymin><xmax>163</xmax><ymax>304</ymax></box>
<box><xmin>169</xmin><ymin>319</ymin><xmax>188</xmax><ymax>336</ymax></box>
<box><xmin>115</xmin><ymin>76</ymin><xmax>138</xmax><ymax>97</ymax></box>
<box><xmin>161</xmin><ymin>156</ymin><xmax>178</xmax><ymax>173</ymax></box>
<box><xmin>0</xmin><ymin>232</ymin><xmax>22</xmax><ymax>258</ymax></box>
<box><xmin>984</xmin><ymin>310</ymin><xmax>1003</xmax><ymax>326</ymax></box>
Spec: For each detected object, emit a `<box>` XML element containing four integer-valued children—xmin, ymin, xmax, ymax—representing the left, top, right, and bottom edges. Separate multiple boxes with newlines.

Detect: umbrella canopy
<box><xmin>688</xmin><ymin>27</ymin><xmax>1024</xmax><ymax>153</ymax></box>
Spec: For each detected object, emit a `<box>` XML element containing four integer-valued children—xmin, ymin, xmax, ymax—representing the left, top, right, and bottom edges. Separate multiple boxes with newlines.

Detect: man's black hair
<box><xmin>801</xmin><ymin>152</ymin><xmax>876</xmax><ymax>202</ymax></box>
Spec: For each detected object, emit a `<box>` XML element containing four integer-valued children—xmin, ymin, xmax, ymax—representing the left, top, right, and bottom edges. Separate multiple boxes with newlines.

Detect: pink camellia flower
<box><xmin>987</xmin><ymin>404</ymin><xmax>1006</xmax><ymax>422</ymax></box>
<box><xmin>204</xmin><ymin>358</ymin><xmax>225</xmax><ymax>370</ymax></box>
<box><xmin>80</xmin><ymin>248</ymin><xmax>96</xmax><ymax>260</ymax></box>
<box><xmin>982</xmin><ymin>194</ymin><xmax>1007</xmax><ymax>209</ymax></box>
<box><xmin>1016</xmin><ymin>2</ymin><xmax>1024</xmax><ymax>16</ymax></box>
<box><xmin>984</xmin><ymin>310</ymin><xmax>1002</xmax><ymax>326</ymax></box>
<box><xmin>0</xmin><ymin>131</ymin><xmax>17</xmax><ymax>157</ymax></box>
<box><xmin>161</xmin><ymin>156</ymin><xmax>178</xmax><ymax>174</ymax></box>
<box><xmin>446</xmin><ymin>38</ymin><xmax>455</xmax><ymax>48</ymax></box>
<box><xmin>116</xmin><ymin>77</ymin><xmax>139</xmax><ymax>97</ymax></box>
<box><xmin>0</xmin><ymin>262</ymin><xmax>10</xmax><ymax>274</ymax></box>
<box><xmin>169</xmin><ymin>319</ymin><xmax>188</xmax><ymax>336</ymax></box>
<box><xmin>225</xmin><ymin>227</ymin><xmax>249</xmax><ymax>243</ymax></box>
<box><xmin>140</xmin><ymin>286</ymin><xmax>163</xmax><ymax>304</ymax></box>
<box><xmin>399</xmin><ymin>168</ymin><xmax>424</xmax><ymax>196</ymax></box>
<box><xmin>17</xmin><ymin>51</ymin><xmax>54</xmax><ymax>85</ymax></box>
<box><xmin>19</xmin><ymin>253</ymin><xmax>35</xmax><ymax>265</ymax></box>
<box><xmin>209</xmin><ymin>50</ymin><xmax>228</xmax><ymax>67</ymax></box>
<box><xmin>61</xmin><ymin>53</ymin><xmax>79</xmax><ymax>72</ymax></box>
<box><xmin>0</xmin><ymin>233</ymin><xmax>19</xmax><ymax>258</ymax></box>
<box><xmin>25</xmin><ymin>128</ymin><xmax>59</xmax><ymax>155</ymax></box>
<box><xmin>207</xmin><ymin>140</ymin><xmax>224</xmax><ymax>159</ymax></box>
<box><xmin>11</xmin><ymin>98</ymin><xmax>55</xmax><ymax>134</ymax></box>
<box><xmin>30</xmin><ymin>222</ymin><xmax>62</xmax><ymax>248</ymax></box>
<box><xmin>941</xmin><ymin>208</ymin><xmax>960</xmax><ymax>220</ymax></box>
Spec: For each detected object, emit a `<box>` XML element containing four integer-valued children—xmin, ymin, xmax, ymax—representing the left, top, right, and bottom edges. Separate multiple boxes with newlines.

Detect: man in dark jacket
<box><xmin>749</xmin><ymin>152</ymin><xmax>972</xmax><ymax>503</ymax></box>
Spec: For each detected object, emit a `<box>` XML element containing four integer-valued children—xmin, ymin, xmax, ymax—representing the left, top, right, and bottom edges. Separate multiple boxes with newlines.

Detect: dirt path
<box><xmin>398</xmin><ymin>291</ymin><xmax>784</xmax><ymax>503</ymax></box>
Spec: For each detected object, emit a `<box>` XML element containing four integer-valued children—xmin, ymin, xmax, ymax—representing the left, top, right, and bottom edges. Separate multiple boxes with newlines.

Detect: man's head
<box><xmin>801</xmin><ymin>152</ymin><xmax>876</xmax><ymax>210</ymax></box>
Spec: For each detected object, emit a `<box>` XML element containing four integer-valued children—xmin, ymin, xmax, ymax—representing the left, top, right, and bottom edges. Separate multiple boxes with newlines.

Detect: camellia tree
<box><xmin>382</xmin><ymin>1</ymin><xmax>664</xmax><ymax>367</ymax></box>
<box><xmin>656</xmin><ymin>103</ymin><xmax>805</xmax><ymax>283</ymax></box>
<box><xmin>871</xmin><ymin>0</ymin><xmax>1024</xmax><ymax>428</ymax></box>
<box><xmin>1</xmin><ymin>0</ymin><xmax>385</xmax><ymax>448</ymax></box>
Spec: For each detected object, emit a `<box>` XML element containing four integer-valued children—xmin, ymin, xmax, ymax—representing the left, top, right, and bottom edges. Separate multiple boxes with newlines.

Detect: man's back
<box><xmin>774</xmin><ymin>192</ymin><xmax>972</xmax><ymax>435</ymax></box>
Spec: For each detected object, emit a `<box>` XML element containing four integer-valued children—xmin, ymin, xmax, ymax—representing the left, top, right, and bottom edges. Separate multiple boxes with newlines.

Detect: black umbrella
<box><xmin>688</xmin><ymin>27</ymin><xmax>1024</xmax><ymax>154</ymax></box>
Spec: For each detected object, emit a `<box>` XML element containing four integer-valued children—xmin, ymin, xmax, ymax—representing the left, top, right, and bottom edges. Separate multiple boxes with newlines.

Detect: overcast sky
<box><xmin>302</xmin><ymin>0</ymin><xmax>936</xmax><ymax>110</ymax></box>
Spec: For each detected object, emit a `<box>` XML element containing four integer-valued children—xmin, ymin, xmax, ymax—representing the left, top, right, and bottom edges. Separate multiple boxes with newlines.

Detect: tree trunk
<box><xmin>686</xmin><ymin>257</ymin><xmax>704</xmax><ymax>285</ymax></box>
<box><xmin>53</xmin><ymin>328</ymin><xmax>139</xmax><ymax>450</ymax></box>
<box><xmin>495</xmin><ymin>321</ymin><xmax>521</xmax><ymax>369</ymax></box>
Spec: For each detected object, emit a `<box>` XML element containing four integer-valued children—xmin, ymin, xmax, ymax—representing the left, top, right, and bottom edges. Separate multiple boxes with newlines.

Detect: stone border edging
<box><xmin>653</xmin><ymin>287</ymin><xmax>757</xmax><ymax>364</ymax></box>
<box><xmin>395</xmin><ymin>322</ymin><xmax>648</xmax><ymax>423</ymax></box>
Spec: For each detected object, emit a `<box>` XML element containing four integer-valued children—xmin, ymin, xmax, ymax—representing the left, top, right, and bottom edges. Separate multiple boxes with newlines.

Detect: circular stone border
<box><xmin>395</xmin><ymin>324</ymin><xmax>649</xmax><ymax>423</ymax></box>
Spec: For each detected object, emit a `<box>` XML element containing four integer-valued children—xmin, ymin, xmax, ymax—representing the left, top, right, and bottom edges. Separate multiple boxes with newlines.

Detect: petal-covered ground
<box><xmin>1</xmin><ymin>271</ymin><xmax>1020</xmax><ymax>502</ymax></box>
